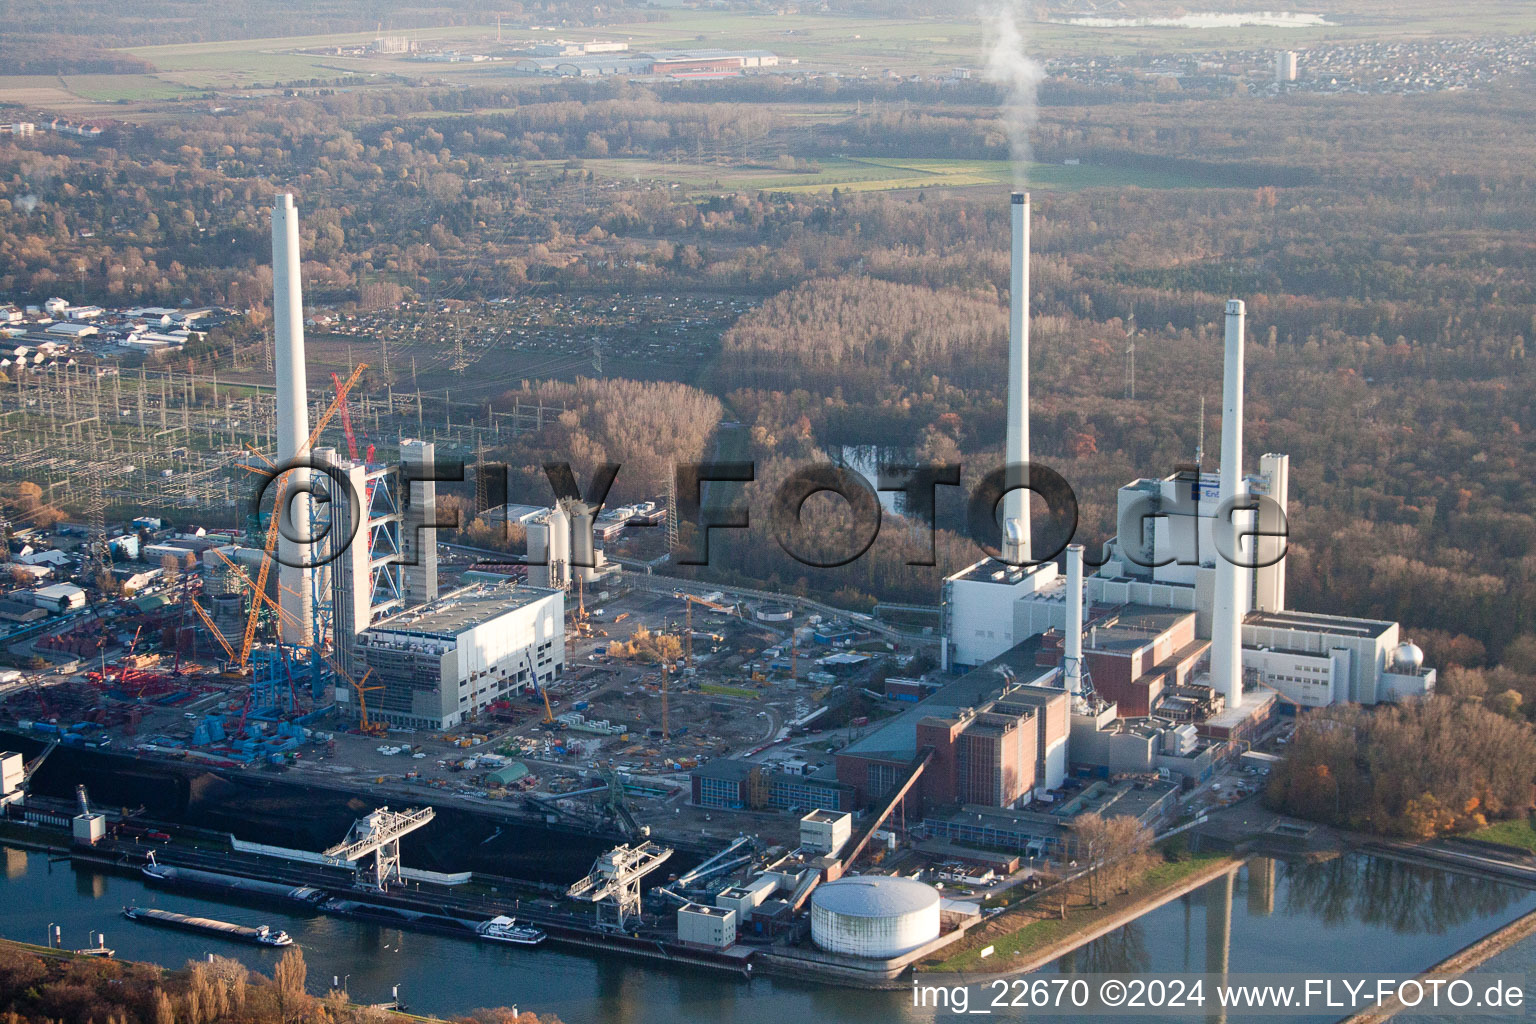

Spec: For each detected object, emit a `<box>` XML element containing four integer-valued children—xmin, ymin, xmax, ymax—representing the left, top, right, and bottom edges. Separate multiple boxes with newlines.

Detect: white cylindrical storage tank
<box><xmin>525</xmin><ymin>519</ymin><xmax>551</xmax><ymax>588</ymax></box>
<box><xmin>810</xmin><ymin>877</ymin><xmax>940</xmax><ymax>958</ymax></box>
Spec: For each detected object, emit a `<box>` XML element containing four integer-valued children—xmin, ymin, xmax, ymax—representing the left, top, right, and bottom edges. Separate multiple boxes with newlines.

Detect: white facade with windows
<box><xmin>352</xmin><ymin>585</ymin><xmax>564</xmax><ymax>730</ymax></box>
<box><xmin>799</xmin><ymin>809</ymin><xmax>852</xmax><ymax>856</ymax></box>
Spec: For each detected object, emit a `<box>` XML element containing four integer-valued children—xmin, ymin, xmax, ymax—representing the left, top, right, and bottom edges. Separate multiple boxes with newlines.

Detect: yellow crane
<box><xmin>351</xmin><ymin>669</ymin><xmax>386</xmax><ymax>736</ymax></box>
<box><xmin>186</xmin><ymin>594</ymin><xmax>237</xmax><ymax>665</ymax></box>
<box><xmin>541</xmin><ymin>685</ymin><xmax>557</xmax><ymax>728</ymax></box>
<box><xmin>208</xmin><ymin>545</ymin><xmax>382</xmax><ymax>732</ymax></box>
<box><xmin>236</xmin><ymin>363</ymin><xmax>367</xmax><ymax>669</ymax></box>
<box><xmin>675</xmin><ymin>593</ymin><xmax>734</xmax><ymax>672</ymax></box>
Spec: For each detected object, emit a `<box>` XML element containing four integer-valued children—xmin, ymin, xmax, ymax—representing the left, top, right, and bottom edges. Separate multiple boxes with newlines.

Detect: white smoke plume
<box><xmin>983</xmin><ymin>2</ymin><xmax>1045</xmax><ymax>185</ymax></box>
<box><xmin>16</xmin><ymin>195</ymin><xmax>38</xmax><ymax>213</ymax></box>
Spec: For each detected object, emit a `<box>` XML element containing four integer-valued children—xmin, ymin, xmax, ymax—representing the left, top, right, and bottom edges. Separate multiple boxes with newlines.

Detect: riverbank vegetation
<box><xmin>1265</xmin><ymin>695</ymin><xmax>1536</xmax><ymax>838</ymax></box>
<box><xmin>0</xmin><ymin>943</ymin><xmax>556</xmax><ymax>1024</ymax></box>
<box><xmin>927</xmin><ymin>826</ymin><xmax>1229</xmax><ymax>973</ymax></box>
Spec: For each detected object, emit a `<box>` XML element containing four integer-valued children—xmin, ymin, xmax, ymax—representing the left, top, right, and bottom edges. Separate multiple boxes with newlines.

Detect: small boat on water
<box><xmin>123</xmin><ymin>906</ymin><xmax>293</xmax><ymax>947</ymax></box>
<box><xmin>475</xmin><ymin>915</ymin><xmax>546</xmax><ymax>946</ymax></box>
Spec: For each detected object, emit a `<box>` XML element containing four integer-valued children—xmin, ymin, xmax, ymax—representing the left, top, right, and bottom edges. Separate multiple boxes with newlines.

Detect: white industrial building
<box><xmin>714</xmin><ymin>875</ymin><xmax>778</xmax><ymax>921</ymax></box>
<box><xmin>677</xmin><ymin>903</ymin><xmax>736</xmax><ymax>949</ymax></box>
<box><xmin>0</xmin><ymin>752</ymin><xmax>25</xmax><ymax>808</ymax></box>
<box><xmin>799</xmin><ymin>808</ymin><xmax>852</xmax><ymax>857</ymax></box>
<box><xmin>350</xmin><ymin>584</ymin><xmax>564</xmax><ymax>730</ymax></box>
<box><xmin>27</xmin><ymin>582</ymin><xmax>87</xmax><ymax>612</ymax></box>
<box><xmin>810</xmin><ymin>876</ymin><xmax>941</xmax><ymax>959</ymax></box>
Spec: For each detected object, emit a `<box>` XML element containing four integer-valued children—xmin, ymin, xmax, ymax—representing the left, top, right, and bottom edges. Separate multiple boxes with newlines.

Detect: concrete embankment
<box><xmin>925</xmin><ymin>855</ymin><xmax>1243</xmax><ymax>984</ymax></box>
<box><xmin>1341</xmin><ymin>904</ymin><xmax>1536</xmax><ymax>1024</ymax></box>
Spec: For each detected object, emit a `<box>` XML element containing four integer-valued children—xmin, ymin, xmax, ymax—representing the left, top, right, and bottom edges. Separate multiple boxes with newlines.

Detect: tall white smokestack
<box><xmin>1002</xmin><ymin>191</ymin><xmax>1031</xmax><ymax>564</ymax></box>
<box><xmin>1210</xmin><ymin>299</ymin><xmax>1247</xmax><ymax>706</ymax></box>
<box><xmin>1065</xmin><ymin>543</ymin><xmax>1084</xmax><ymax>698</ymax></box>
<box><xmin>272</xmin><ymin>193</ymin><xmax>313</xmax><ymax>645</ymax></box>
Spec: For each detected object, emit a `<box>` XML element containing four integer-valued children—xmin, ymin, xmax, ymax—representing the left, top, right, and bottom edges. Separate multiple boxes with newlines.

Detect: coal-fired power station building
<box><xmin>939</xmin><ymin>191</ymin><xmax>1434</xmax><ymax>738</ymax></box>
<box><xmin>265</xmin><ymin>194</ymin><xmax>566</xmax><ymax>728</ymax></box>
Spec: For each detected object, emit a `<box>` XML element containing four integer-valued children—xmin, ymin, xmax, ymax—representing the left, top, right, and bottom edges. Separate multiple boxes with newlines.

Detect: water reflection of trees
<box><xmin>1074</xmin><ymin>921</ymin><xmax>1150</xmax><ymax>974</ymax></box>
<box><xmin>1282</xmin><ymin>855</ymin><xmax>1524</xmax><ymax>934</ymax></box>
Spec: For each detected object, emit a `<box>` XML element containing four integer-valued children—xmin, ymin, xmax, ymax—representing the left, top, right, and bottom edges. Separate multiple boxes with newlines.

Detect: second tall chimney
<box><xmin>1210</xmin><ymin>299</ymin><xmax>1247</xmax><ymax>706</ymax></box>
<box><xmin>1065</xmin><ymin>543</ymin><xmax>1084</xmax><ymax>698</ymax></box>
<box><xmin>1002</xmin><ymin>191</ymin><xmax>1032</xmax><ymax>564</ymax></box>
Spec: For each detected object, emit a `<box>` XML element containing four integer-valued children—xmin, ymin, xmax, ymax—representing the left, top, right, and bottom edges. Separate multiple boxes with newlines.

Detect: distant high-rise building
<box><xmin>1276</xmin><ymin>51</ymin><xmax>1299</xmax><ymax>83</ymax></box>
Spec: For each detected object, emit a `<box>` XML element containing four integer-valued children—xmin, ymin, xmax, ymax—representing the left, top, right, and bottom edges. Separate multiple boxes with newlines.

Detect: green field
<box><xmin>699</xmin><ymin>683</ymin><xmax>761</xmax><ymax>699</ymax></box>
<box><xmin>0</xmin><ymin>2</ymin><xmax>1527</xmax><ymax>112</ymax></box>
<box><xmin>1468</xmin><ymin>815</ymin><xmax>1536</xmax><ymax>852</ymax></box>
<box><xmin>577</xmin><ymin>155</ymin><xmax>1220</xmax><ymax>195</ymax></box>
<box><xmin>61</xmin><ymin>75</ymin><xmax>195</xmax><ymax>102</ymax></box>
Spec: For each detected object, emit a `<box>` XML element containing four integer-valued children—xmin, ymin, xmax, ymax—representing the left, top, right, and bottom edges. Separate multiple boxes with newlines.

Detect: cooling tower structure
<box><xmin>1001</xmin><ymin>191</ymin><xmax>1032</xmax><ymax>565</ymax></box>
<box><xmin>1210</xmin><ymin>299</ymin><xmax>1248</xmax><ymax>707</ymax></box>
<box><xmin>272</xmin><ymin>193</ymin><xmax>313</xmax><ymax>645</ymax></box>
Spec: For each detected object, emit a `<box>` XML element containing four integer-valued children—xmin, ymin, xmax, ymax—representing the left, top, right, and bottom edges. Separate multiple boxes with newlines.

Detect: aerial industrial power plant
<box><xmin>0</xmin><ymin>4</ymin><xmax>1531</xmax><ymax>1022</ymax></box>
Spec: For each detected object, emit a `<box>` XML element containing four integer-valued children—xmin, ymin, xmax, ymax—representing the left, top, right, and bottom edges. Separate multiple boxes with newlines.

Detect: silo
<box><xmin>546</xmin><ymin>505</ymin><xmax>571</xmax><ymax>590</ymax></box>
<box><xmin>810</xmin><ymin>876</ymin><xmax>940</xmax><ymax>958</ymax></box>
<box><xmin>566</xmin><ymin>504</ymin><xmax>596</xmax><ymax>583</ymax></box>
<box><xmin>525</xmin><ymin>518</ymin><xmax>550</xmax><ymax>589</ymax></box>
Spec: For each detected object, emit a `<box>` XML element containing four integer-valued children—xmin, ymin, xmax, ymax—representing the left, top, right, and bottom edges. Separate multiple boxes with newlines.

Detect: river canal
<box><xmin>2</xmin><ymin>846</ymin><xmax>1532</xmax><ymax>1023</ymax></box>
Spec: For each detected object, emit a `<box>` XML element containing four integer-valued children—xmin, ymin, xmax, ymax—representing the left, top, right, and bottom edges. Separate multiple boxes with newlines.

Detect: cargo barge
<box><xmin>141</xmin><ymin>854</ymin><xmax>328</xmax><ymax>907</ymax></box>
<box><xmin>122</xmin><ymin>906</ymin><xmax>294</xmax><ymax>947</ymax></box>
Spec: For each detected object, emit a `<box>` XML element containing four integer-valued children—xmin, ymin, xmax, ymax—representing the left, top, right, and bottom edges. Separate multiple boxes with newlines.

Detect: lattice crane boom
<box><xmin>187</xmin><ymin>595</ymin><xmax>236</xmax><ymax>664</ymax></box>
<box><xmin>323</xmin><ymin>805</ymin><xmax>435</xmax><ymax>890</ymax></box>
<box><xmin>237</xmin><ymin>363</ymin><xmax>367</xmax><ymax>668</ymax></box>
<box><xmin>566</xmin><ymin>841</ymin><xmax>673</xmax><ymax>932</ymax></box>
<box><xmin>209</xmin><ymin>546</ymin><xmax>374</xmax><ymax>702</ymax></box>
<box><xmin>331</xmin><ymin>371</ymin><xmax>360</xmax><ymax>461</ymax></box>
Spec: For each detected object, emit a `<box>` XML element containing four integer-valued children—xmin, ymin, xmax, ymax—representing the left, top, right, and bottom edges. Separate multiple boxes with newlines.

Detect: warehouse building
<box><xmin>351</xmin><ymin>584</ymin><xmax>564</xmax><ymax>730</ymax></box>
<box><xmin>691</xmin><ymin>759</ymin><xmax>854</xmax><ymax>812</ymax></box>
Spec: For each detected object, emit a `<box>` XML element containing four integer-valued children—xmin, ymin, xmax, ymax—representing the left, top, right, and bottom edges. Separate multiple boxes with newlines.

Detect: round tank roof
<box><xmin>1394</xmin><ymin>641</ymin><xmax>1424</xmax><ymax>673</ymax></box>
<box><xmin>812</xmin><ymin>876</ymin><xmax>940</xmax><ymax>918</ymax></box>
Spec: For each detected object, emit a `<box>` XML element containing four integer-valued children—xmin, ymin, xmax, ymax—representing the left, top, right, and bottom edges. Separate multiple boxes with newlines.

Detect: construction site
<box><xmin>0</xmin><ymin>192</ymin><xmax>963</xmax><ymax>982</ymax></box>
<box><xmin>0</xmin><ymin>190</ymin><xmax>1372</xmax><ymax>984</ymax></box>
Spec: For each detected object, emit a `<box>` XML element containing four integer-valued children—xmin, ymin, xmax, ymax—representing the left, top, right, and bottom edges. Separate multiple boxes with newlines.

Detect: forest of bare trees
<box><xmin>1265</xmin><ymin>696</ymin><xmax>1536</xmax><ymax>837</ymax></box>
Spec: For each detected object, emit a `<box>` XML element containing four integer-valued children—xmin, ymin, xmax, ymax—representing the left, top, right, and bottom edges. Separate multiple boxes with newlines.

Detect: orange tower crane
<box><xmin>236</xmin><ymin>363</ymin><xmax>367</xmax><ymax>669</ymax></box>
<box><xmin>209</xmin><ymin>545</ymin><xmax>383</xmax><ymax>732</ymax></box>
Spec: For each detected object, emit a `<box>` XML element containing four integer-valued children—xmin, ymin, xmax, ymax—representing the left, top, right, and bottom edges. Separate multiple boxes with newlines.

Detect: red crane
<box><xmin>332</xmin><ymin>371</ymin><xmax>362</xmax><ymax>462</ymax></box>
<box><xmin>331</xmin><ymin>371</ymin><xmax>376</xmax><ymax>497</ymax></box>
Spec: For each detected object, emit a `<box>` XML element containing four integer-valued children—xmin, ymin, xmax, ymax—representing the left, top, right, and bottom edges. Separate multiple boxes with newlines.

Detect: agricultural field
<box><xmin>59</xmin><ymin>75</ymin><xmax>194</xmax><ymax>102</ymax></box>
<box><xmin>1</xmin><ymin>0</ymin><xmax>1524</xmax><ymax>112</ymax></box>
<box><xmin>575</xmin><ymin>155</ymin><xmax>1225</xmax><ymax>195</ymax></box>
